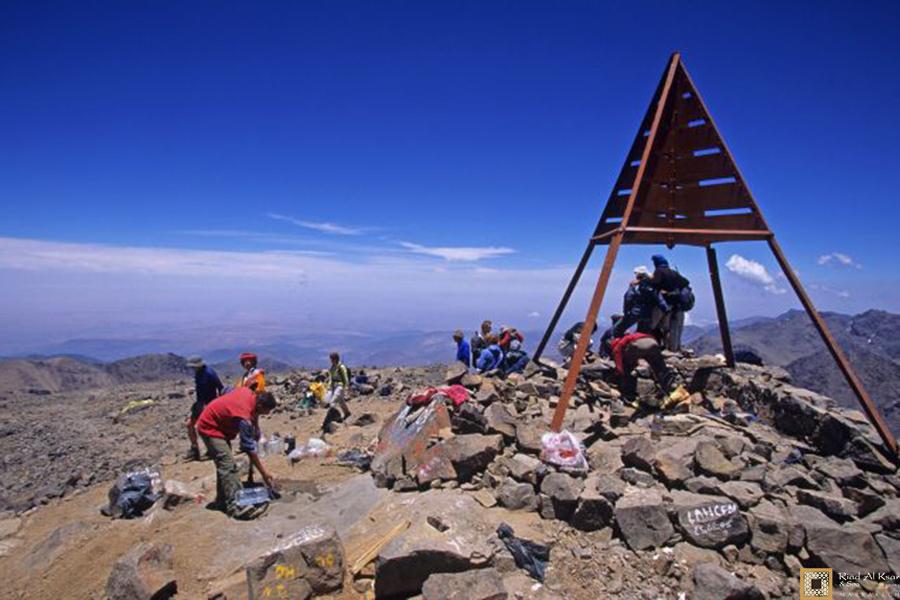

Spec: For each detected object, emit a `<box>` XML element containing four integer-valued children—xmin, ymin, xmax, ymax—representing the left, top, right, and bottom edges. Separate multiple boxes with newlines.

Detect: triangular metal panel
<box><xmin>595</xmin><ymin>54</ymin><xmax>771</xmax><ymax>247</ymax></box>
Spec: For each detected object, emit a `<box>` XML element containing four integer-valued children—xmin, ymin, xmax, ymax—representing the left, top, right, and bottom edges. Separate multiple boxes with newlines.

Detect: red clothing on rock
<box><xmin>196</xmin><ymin>387</ymin><xmax>258</xmax><ymax>441</ymax></box>
<box><xmin>610</xmin><ymin>333</ymin><xmax>654</xmax><ymax>374</ymax></box>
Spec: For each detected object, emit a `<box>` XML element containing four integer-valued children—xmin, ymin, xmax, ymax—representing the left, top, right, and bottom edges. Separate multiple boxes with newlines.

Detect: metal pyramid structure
<box><xmin>534</xmin><ymin>53</ymin><xmax>897</xmax><ymax>455</ymax></box>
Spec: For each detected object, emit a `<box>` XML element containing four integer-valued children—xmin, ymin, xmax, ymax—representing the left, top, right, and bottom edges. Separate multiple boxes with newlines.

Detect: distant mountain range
<box><xmin>688</xmin><ymin>309</ymin><xmax>900</xmax><ymax>437</ymax></box>
<box><xmin>4</xmin><ymin>310</ymin><xmax>898</xmax><ymax>439</ymax></box>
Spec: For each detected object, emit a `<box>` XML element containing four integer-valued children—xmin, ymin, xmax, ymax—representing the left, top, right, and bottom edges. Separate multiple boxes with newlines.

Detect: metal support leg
<box><xmin>767</xmin><ymin>237</ymin><xmax>897</xmax><ymax>455</ymax></box>
<box><xmin>533</xmin><ymin>240</ymin><xmax>595</xmax><ymax>361</ymax></box>
<box><xmin>550</xmin><ymin>233</ymin><xmax>623</xmax><ymax>432</ymax></box>
<box><xmin>706</xmin><ymin>246</ymin><xmax>735</xmax><ymax>368</ymax></box>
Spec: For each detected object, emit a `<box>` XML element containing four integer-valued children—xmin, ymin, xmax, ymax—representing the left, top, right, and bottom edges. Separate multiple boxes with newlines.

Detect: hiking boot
<box><xmin>662</xmin><ymin>385</ymin><xmax>690</xmax><ymax>410</ymax></box>
<box><xmin>184</xmin><ymin>446</ymin><xmax>201</xmax><ymax>461</ymax></box>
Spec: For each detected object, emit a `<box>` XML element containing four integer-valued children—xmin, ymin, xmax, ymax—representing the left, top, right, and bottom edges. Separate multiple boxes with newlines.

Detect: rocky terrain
<box><xmin>0</xmin><ymin>351</ymin><xmax>898</xmax><ymax>599</ymax></box>
<box><xmin>689</xmin><ymin>309</ymin><xmax>900</xmax><ymax>438</ymax></box>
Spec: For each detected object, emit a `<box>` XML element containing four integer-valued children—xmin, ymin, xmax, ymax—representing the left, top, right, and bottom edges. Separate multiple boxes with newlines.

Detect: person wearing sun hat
<box><xmin>185</xmin><ymin>355</ymin><xmax>224</xmax><ymax>461</ymax></box>
<box><xmin>612</xmin><ymin>265</ymin><xmax>670</xmax><ymax>339</ymax></box>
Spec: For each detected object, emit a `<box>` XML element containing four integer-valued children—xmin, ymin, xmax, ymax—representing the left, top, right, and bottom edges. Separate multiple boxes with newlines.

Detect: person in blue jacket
<box><xmin>452</xmin><ymin>329</ymin><xmax>471</xmax><ymax>368</ymax></box>
<box><xmin>612</xmin><ymin>266</ymin><xmax>670</xmax><ymax>339</ymax></box>
<box><xmin>185</xmin><ymin>355</ymin><xmax>224</xmax><ymax>461</ymax></box>
<box><xmin>476</xmin><ymin>335</ymin><xmax>505</xmax><ymax>373</ymax></box>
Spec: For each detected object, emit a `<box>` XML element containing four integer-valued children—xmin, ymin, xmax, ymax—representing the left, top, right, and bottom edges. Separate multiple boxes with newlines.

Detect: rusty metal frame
<box><xmin>538</xmin><ymin>53</ymin><xmax>898</xmax><ymax>456</ymax></box>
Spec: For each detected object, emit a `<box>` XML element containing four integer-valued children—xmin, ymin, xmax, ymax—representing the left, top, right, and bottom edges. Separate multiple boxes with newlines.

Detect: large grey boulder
<box><xmin>443</xmin><ymin>434</ymin><xmax>503</xmax><ymax>482</ymax></box>
<box><xmin>484</xmin><ymin>404</ymin><xmax>517</xmax><ymax>439</ymax></box>
<box><xmin>245</xmin><ymin>524</ymin><xmax>345</xmax><ymax>599</ymax></box>
<box><xmin>570</xmin><ymin>476</ymin><xmax>614</xmax><ymax>531</ymax></box>
<box><xmin>621</xmin><ymin>436</ymin><xmax>655</xmax><ymax>473</ymax></box>
<box><xmin>614</xmin><ymin>487</ymin><xmax>674</xmax><ymax>551</ymax></box>
<box><xmin>694</xmin><ymin>441</ymin><xmax>739</xmax><ymax>480</ymax></box>
<box><xmin>692</xmin><ymin>563</ymin><xmax>764</xmax><ymax>600</ymax></box>
<box><xmin>792</xmin><ymin>504</ymin><xmax>890</xmax><ymax>574</ymax></box>
<box><xmin>496</xmin><ymin>480</ymin><xmax>538</xmax><ymax>511</ymax></box>
<box><xmin>539</xmin><ymin>472</ymin><xmax>583</xmax><ymax>521</ymax></box>
<box><xmin>106</xmin><ymin>543</ymin><xmax>177</xmax><ymax>600</ymax></box>
<box><xmin>796</xmin><ymin>489</ymin><xmax>857</xmax><ymax>522</ymax></box>
<box><xmin>747</xmin><ymin>500</ymin><xmax>795</xmax><ymax>555</ymax></box>
<box><xmin>421</xmin><ymin>568</ymin><xmax>508</xmax><ymax>600</ymax></box>
<box><xmin>669</xmin><ymin>491</ymin><xmax>749</xmax><ymax>549</ymax></box>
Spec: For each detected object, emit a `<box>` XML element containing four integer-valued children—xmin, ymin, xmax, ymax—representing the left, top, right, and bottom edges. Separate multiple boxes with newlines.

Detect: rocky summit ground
<box><xmin>0</xmin><ymin>354</ymin><xmax>899</xmax><ymax>600</ymax></box>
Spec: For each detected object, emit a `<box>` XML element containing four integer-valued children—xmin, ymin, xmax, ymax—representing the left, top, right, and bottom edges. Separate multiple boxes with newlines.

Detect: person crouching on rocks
<box><xmin>185</xmin><ymin>355</ymin><xmax>224</xmax><ymax>461</ymax></box>
<box><xmin>195</xmin><ymin>388</ymin><xmax>277</xmax><ymax>518</ymax></box>
<box><xmin>608</xmin><ymin>328</ymin><xmax>688</xmax><ymax>410</ymax></box>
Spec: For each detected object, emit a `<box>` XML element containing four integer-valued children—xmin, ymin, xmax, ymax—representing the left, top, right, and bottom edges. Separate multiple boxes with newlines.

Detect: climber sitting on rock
<box><xmin>195</xmin><ymin>387</ymin><xmax>277</xmax><ymax>519</ymax></box>
<box><xmin>475</xmin><ymin>334</ymin><xmax>505</xmax><ymax>373</ymax></box>
<box><xmin>609</xmin><ymin>324</ymin><xmax>688</xmax><ymax>410</ymax></box>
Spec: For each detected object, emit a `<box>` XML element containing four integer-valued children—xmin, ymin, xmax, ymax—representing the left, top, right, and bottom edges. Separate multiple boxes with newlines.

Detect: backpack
<box><xmin>678</xmin><ymin>286</ymin><xmax>695</xmax><ymax>311</ymax></box>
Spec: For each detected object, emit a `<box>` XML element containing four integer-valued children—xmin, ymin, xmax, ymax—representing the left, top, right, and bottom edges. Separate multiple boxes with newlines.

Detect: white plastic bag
<box><xmin>539</xmin><ymin>430</ymin><xmax>589</xmax><ymax>473</ymax></box>
<box><xmin>306</xmin><ymin>437</ymin><xmax>330</xmax><ymax>457</ymax></box>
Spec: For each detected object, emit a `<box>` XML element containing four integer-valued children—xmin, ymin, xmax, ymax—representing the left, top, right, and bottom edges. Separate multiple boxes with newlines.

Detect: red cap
<box><xmin>239</xmin><ymin>352</ymin><xmax>257</xmax><ymax>362</ymax></box>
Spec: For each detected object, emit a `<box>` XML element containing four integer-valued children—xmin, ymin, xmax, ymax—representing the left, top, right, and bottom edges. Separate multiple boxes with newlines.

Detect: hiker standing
<box><xmin>237</xmin><ymin>352</ymin><xmax>266</xmax><ymax>392</ymax></box>
<box><xmin>609</xmin><ymin>332</ymin><xmax>687</xmax><ymax>408</ymax></box>
<box><xmin>453</xmin><ymin>330</ymin><xmax>471</xmax><ymax>368</ymax></box>
<box><xmin>185</xmin><ymin>355</ymin><xmax>224</xmax><ymax>461</ymax></box>
<box><xmin>613</xmin><ymin>266</ymin><xmax>670</xmax><ymax>338</ymax></box>
<box><xmin>470</xmin><ymin>320</ymin><xmax>493</xmax><ymax>361</ymax></box>
<box><xmin>476</xmin><ymin>335</ymin><xmax>505</xmax><ymax>373</ymax></box>
<box><xmin>196</xmin><ymin>388</ymin><xmax>277</xmax><ymax>518</ymax></box>
<box><xmin>325</xmin><ymin>352</ymin><xmax>352</xmax><ymax>420</ymax></box>
<box><xmin>650</xmin><ymin>255</ymin><xmax>694</xmax><ymax>351</ymax></box>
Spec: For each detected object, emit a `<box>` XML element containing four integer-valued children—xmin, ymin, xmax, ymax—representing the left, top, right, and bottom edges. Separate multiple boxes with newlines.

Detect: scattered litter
<box><xmin>235</xmin><ymin>485</ymin><xmax>272</xmax><ymax>507</ymax></box>
<box><xmin>118</xmin><ymin>399</ymin><xmax>155</xmax><ymax>416</ymax></box>
<box><xmin>287</xmin><ymin>437</ymin><xmax>331</xmax><ymax>464</ymax></box>
<box><xmin>336</xmin><ymin>448</ymin><xmax>372</xmax><ymax>470</ymax></box>
<box><xmin>407</xmin><ymin>385</ymin><xmax>470</xmax><ymax>408</ymax></box>
<box><xmin>101</xmin><ymin>468</ymin><xmax>162</xmax><ymax>519</ymax></box>
<box><xmin>497</xmin><ymin>523</ymin><xmax>549</xmax><ymax>582</ymax></box>
<box><xmin>539</xmin><ymin>429</ymin><xmax>589</xmax><ymax>473</ymax></box>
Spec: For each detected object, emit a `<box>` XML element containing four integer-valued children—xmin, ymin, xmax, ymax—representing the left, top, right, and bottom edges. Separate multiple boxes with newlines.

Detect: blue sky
<box><xmin>1</xmin><ymin>1</ymin><xmax>899</xmax><ymax>353</ymax></box>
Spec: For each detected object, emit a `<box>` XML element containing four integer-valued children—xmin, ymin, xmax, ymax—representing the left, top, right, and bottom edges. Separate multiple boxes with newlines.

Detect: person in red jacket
<box><xmin>196</xmin><ymin>387</ymin><xmax>277</xmax><ymax>517</ymax></box>
<box><xmin>609</xmin><ymin>331</ymin><xmax>687</xmax><ymax>408</ymax></box>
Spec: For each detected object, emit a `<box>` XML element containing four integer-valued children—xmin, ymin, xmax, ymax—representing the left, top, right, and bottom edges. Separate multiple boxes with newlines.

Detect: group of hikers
<box><xmin>452</xmin><ymin>321</ymin><xmax>530</xmax><ymax>376</ymax></box>
<box><xmin>182</xmin><ymin>351</ymin><xmax>351</xmax><ymax>518</ymax></box>
<box><xmin>184</xmin><ymin>253</ymin><xmax>693</xmax><ymax>519</ymax></box>
<box><xmin>558</xmin><ymin>253</ymin><xmax>694</xmax><ymax>409</ymax></box>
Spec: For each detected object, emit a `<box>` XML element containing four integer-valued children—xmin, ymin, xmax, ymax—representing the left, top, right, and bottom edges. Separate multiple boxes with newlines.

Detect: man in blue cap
<box><xmin>650</xmin><ymin>255</ymin><xmax>694</xmax><ymax>351</ymax></box>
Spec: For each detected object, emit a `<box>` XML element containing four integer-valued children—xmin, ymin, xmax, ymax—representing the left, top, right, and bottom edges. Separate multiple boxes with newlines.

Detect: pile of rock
<box><xmin>364</xmin><ymin>353</ymin><xmax>899</xmax><ymax>597</ymax></box>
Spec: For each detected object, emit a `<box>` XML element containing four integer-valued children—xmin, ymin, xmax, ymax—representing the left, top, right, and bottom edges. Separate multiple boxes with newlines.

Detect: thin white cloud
<box><xmin>267</xmin><ymin>212</ymin><xmax>364</xmax><ymax>236</ymax></box>
<box><xmin>818</xmin><ymin>252</ymin><xmax>862</xmax><ymax>269</ymax></box>
<box><xmin>810</xmin><ymin>283</ymin><xmax>850</xmax><ymax>299</ymax></box>
<box><xmin>528</xmin><ymin>311</ymin><xmax>541</xmax><ymax>318</ymax></box>
<box><xmin>725</xmin><ymin>254</ymin><xmax>786</xmax><ymax>294</ymax></box>
<box><xmin>400</xmin><ymin>241</ymin><xmax>515</xmax><ymax>262</ymax></box>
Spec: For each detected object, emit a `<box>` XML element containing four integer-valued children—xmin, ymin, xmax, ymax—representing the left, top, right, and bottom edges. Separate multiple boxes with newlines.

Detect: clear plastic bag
<box><xmin>539</xmin><ymin>430</ymin><xmax>589</xmax><ymax>473</ymax></box>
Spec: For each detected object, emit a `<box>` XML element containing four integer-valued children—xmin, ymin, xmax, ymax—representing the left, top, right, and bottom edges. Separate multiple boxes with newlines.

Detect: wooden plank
<box><xmin>653</xmin><ymin>152</ymin><xmax>736</xmax><ymax>183</ymax></box>
<box><xmin>672</xmin><ymin>124</ymin><xmax>719</xmax><ymax>155</ymax></box>
<box><xmin>349</xmin><ymin>520</ymin><xmax>411</xmax><ymax>575</ymax></box>
<box><xmin>643</xmin><ymin>181</ymin><xmax>754</xmax><ymax>213</ymax></box>
<box><xmin>630</xmin><ymin>210</ymin><xmax>764</xmax><ymax>232</ymax></box>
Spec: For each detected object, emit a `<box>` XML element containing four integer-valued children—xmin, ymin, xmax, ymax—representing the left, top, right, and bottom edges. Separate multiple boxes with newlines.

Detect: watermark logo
<box><xmin>800</xmin><ymin>567</ymin><xmax>833</xmax><ymax>599</ymax></box>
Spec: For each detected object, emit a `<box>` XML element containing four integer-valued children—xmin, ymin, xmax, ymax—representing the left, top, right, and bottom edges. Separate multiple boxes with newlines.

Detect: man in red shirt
<box><xmin>196</xmin><ymin>387</ymin><xmax>277</xmax><ymax>517</ymax></box>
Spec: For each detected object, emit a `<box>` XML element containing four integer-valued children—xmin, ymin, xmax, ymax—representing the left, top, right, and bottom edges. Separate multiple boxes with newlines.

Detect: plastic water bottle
<box><xmin>235</xmin><ymin>487</ymin><xmax>270</xmax><ymax>507</ymax></box>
